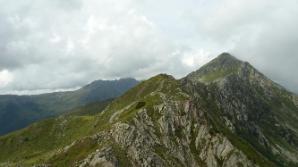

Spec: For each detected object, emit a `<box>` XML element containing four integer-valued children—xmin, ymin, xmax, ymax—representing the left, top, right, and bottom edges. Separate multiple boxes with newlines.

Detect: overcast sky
<box><xmin>0</xmin><ymin>0</ymin><xmax>297</xmax><ymax>94</ymax></box>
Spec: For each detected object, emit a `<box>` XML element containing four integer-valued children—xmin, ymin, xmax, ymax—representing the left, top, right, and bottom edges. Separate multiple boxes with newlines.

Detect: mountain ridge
<box><xmin>0</xmin><ymin>78</ymin><xmax>139</xmax><ymax>135</ymax></box>
<box><xmin>0</xmin><ymin>53</ymin><xmax>297</xmax><ymax>167</ymax></box>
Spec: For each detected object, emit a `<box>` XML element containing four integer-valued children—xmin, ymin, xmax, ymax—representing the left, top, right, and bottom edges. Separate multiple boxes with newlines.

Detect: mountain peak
<box><xmin>217</xmin><ymin>52</ymin><xmax>235</xmax><ymax>59</ymax></box>
<box><xmin>208</xmin><ymin>52</ymin><xmax>242</xmax><ymax>67</ymax></box>
<box><xmin>186</xmin><ymin>53</ymin><xmax>244</xmax><ymax>83</ymax></box>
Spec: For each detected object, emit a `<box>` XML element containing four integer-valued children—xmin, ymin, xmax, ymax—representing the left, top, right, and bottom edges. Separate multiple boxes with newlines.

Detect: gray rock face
<box><xmin>79</xmin><ymin>147</ymin><xmax>119</xmax><ymax>167</ymax></box>
<box><xmin>76</xmin><ymin>85</ymin><xmax>257</xmax><ymax>167</ymax></box>
<box><xmin>184</xmin><ymin>53</ymin><xmax>298</xmax><ymax>166</ymax></box>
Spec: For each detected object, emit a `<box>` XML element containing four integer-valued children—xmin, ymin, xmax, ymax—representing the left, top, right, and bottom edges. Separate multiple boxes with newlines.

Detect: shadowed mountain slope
<box><xmin>0</xmin><ymin>78</ymin><xmax>139</xmax><ymax>135</ymax></box>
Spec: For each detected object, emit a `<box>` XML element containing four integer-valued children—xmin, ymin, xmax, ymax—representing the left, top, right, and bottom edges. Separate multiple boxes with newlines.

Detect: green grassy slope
<box><xmin>0</xmin><ymin>74</ymin><xmax>184</xmax><ymax>166</ymax></box>
<box><xmin>0</xmin><ymin>99</ymin><xmax>112</xmax><ymax>166</ymax></box>
<box><xmin>0</xmin><ymin>78</ymin><xmax>138</xmax><ymax>135</ymax></box>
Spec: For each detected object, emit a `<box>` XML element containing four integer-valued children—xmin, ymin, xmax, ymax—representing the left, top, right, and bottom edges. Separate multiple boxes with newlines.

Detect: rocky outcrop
<box><xmin>76</xmin><ymin>86</ymin><xmax>257</xmax><ymax>167</ymax></box>
<box><xmin>184</xmin><ymin>53</ymin><xmax>298</xmax><ymax>167</ymax></box>
<box><xmin>79</xmin><ymin>147</ymin><xmax>119</xmax><ymax>167</ymax></box>
<box><xmin>67</xmin><ymin>54</ymin><xmax>298</xmax><ymax>166</ymax></box>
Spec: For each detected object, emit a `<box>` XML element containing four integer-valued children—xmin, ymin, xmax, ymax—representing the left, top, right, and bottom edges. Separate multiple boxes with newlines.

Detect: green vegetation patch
<box><xmin>200</xmin><ymin>67</ymin><xmax>239</xmax><ymax>83</ymax></box>
<box><xmin>0</xmin><ymin>115</ymin><xmax>96</xmax><ymax>165</ymax></box>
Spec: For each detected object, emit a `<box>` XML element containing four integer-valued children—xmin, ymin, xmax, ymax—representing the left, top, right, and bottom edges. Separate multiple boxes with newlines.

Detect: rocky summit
<box><xmin>0</xmin><ymin>53</ymin><xmax>297</xmax><ymax>167</ymax></box>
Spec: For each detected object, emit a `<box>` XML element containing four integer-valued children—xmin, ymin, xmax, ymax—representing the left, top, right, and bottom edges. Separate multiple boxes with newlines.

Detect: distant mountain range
<box><xmin>0</xmin><ymin>78</ymin><xmax>139</xmax><ymax>135</ymax></box>
<box><xmin>0</xmin><ymin>53</ymin><xmax>297</xmax><ymax>167</ymax></box>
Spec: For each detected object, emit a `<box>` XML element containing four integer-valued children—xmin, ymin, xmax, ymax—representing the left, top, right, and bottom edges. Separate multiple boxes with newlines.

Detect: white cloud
<box><xmin>0</xmin><ymin>0</ymin><xmax>297</xmax><ymax>94</ymax></box>
<box><xmin>0</xmin><ymin>70</ymin><xmax>13</xmax><ymax>88</ymax></box>
<box><xmin>181</xmin><ymin>49</ymin><xmax>212</xmax><ymax>68</ymax></box>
